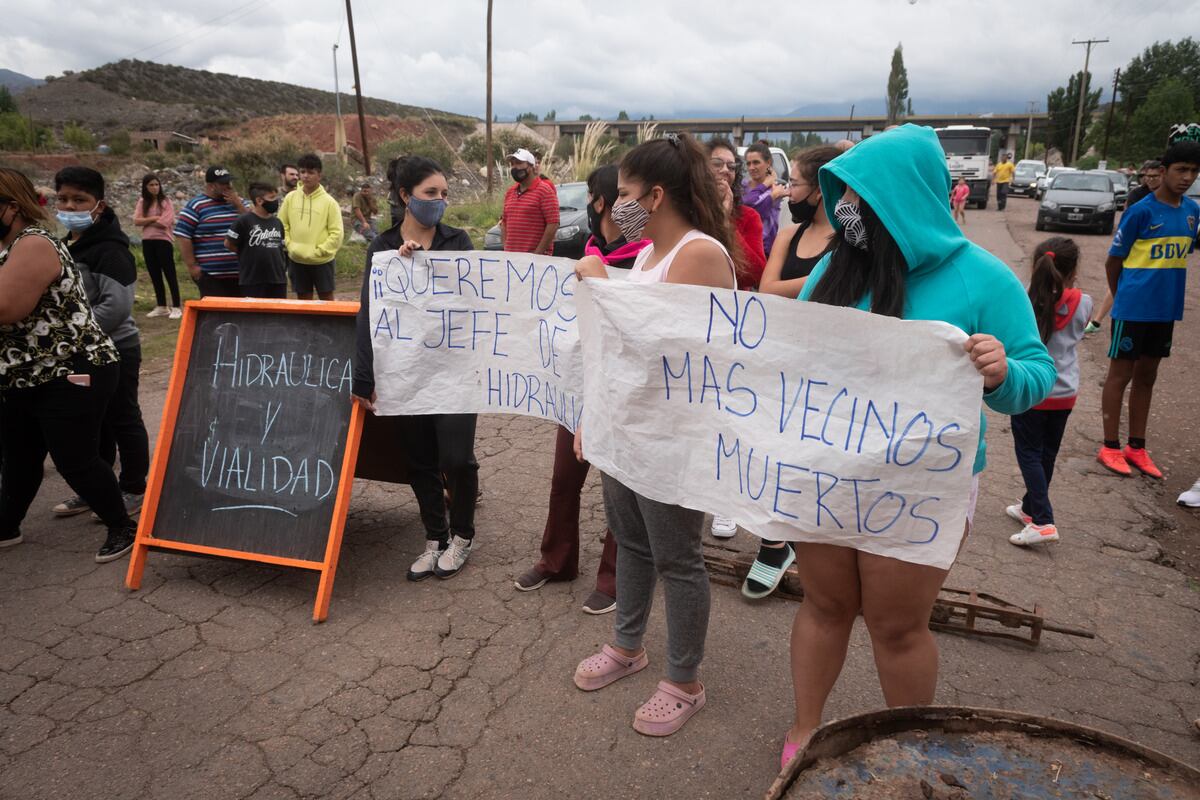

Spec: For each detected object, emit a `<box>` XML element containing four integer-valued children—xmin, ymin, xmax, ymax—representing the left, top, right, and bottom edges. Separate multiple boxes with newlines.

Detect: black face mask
<box><xmin>789</xmin><ymin>190</ymin><xmax>819</xmax><ymax>225</ymax></box>
<box><xmin>586</xmin><ymin>200</ymin><xmax>603</xmax><ymax>239</ymax></box>
<box><xmin>261</xmin><ymin>198</ymin><xmax>280</xmax><ymax>214</ymax></box>
<box><xmin>511</xmin><ymin>167</ymin><xmax>529</xmax><ymax>183</ymax></box>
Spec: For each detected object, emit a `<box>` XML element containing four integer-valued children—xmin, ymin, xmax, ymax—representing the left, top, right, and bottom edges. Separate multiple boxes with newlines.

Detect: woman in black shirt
<box><xmin>759</xmin><ymin>146</ymin><xmax>841</xmax><ymax>299</ymax></box>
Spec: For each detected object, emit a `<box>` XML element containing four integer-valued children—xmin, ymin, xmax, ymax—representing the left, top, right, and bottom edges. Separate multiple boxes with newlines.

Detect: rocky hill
<box><xmin>17</xmin><ymin>59</ymin><xmax>473</xmax><ymax>136</ymax></box>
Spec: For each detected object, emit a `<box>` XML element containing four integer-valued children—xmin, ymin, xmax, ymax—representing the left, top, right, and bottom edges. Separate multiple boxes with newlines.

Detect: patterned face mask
<box><xmin>611</xmin><ymin>194</ymin><xmax>651</xmax><ymax>243</ymax></box>
<box><xmin>833</xmin><ymin>198</ymin><xmax>868</xmax><ymax>250</ymax></box>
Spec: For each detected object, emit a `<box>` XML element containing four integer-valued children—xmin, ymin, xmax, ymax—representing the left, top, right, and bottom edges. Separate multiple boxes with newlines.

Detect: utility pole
<box><xmin>332</xmin><ymin>43</ymin><xmax>347</xmax><ymax>163</ymax></box>
<box><xmin>1025</xmin><ymin>101</ymin><xmax>1036</xmax><ymax>160</ymax></box>
<box><xmin>1101</xmin><ymin>67</ymin><xmax>1120</xmax><ymax>161</ymax></box>
<box><xmin>485</xmin><ymin>0</ymin><xmax>494</xmax><ymax>197</ymax></box>
<box><xmin>847</xmin><ymin>104</ymin><xmax>855</xmax><ymax>140</ymax></box>
<box><xmin>1070</xmin><ymin>37</ymin><xmax>1107</xmax><ymax>165</ymax></box>
<box><xmin>344</xmin><ymin>0</ymin><xmax>371</xmax><ymax>175</ymax></box>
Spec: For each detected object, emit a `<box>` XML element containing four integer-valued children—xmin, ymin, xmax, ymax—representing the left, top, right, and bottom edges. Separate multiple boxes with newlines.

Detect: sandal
<box><xmin>742</xmin><ymin>544</ymin><xmax>796</xmax><ymax>600</ymax></box>
<box><xmin>632</xmin><ymin>680</ymin><xmax>706</xmax><ymax>736</ymax></box>
<box><xmin>574</xmin><ymin>644</ymin><xmax>648</xmax><ymax>691</ymax></box>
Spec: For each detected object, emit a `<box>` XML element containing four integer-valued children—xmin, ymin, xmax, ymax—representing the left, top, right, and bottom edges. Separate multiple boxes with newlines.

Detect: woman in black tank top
<box><xmin>759</xmin><ymin>146</ymin><xmax>841</xmax><ymax>299</ymax></box>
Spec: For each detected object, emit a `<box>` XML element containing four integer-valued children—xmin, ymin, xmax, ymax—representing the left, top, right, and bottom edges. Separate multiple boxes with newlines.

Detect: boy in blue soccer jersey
<box><xmin>1098</xmin><ymin>139</ymin><xmax>1200</xmax><ymax>479</ymax></box>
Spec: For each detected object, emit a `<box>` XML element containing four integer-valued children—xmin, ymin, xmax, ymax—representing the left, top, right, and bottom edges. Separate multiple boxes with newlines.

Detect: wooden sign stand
<box><xmin>125</xmin><ymin>298</ymin><xmax>365</xmax><ymax>622</ymax></box>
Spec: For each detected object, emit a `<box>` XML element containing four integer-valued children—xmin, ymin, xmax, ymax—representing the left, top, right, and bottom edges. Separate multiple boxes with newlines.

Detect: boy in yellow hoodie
<box><xmin>279</xmin><ymin>153</ymin><xmax>344</xmax><ymax>300</ymax></box>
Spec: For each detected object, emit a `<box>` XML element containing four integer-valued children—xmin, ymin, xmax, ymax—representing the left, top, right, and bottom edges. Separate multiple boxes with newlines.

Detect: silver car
<box><xmin>1037</xmin><ymin>172</ymin><xmax>1117</xmax><ymax>235</ymax></box>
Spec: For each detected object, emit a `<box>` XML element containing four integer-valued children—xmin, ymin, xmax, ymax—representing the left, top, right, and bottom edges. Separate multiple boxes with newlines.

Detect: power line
<box><xmin>122</xmin><ymin>1</ymin><xmax>268</xmax><ymax>62</ymax></box>
<box><xmin>136</xmin><ymin>1</ymin><xmax>277</xmax><ymax>65</ymax></box>
<box><xmin>1070</xmin><ymin>37</ymin><xmax>1108</xmax><ymax>163</ymax></box>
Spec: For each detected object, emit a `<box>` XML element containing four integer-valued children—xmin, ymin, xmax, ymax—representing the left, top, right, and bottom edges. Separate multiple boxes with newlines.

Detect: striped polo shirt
<box><xmin>174</xmin><ymin>194</ymin><xmax>250</xmax><ymax>279</ymax></box>
<box><xmin>502</xmin><ymin>178</ymin><xmax>560</xmax><ymax>254</ymax></box>
<box><xmin>1109</xmin><ymin>194</ymin><xmax>1199</xmax><ymax>322</ymax></box>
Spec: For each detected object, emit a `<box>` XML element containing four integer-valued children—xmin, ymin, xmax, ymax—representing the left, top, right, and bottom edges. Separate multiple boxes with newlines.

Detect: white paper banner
<box><xmin>368</xmin><ymin>249</ymin><xmax>591</xmax><ymax>430</ymax></box>
<box><xmin>576</xmin><ymin>280</ymin><xmax>982</xmax><ymax>569</ymax></box>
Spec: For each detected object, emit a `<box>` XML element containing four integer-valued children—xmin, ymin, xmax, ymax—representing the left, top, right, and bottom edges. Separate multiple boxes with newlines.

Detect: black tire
<box><xmin>1102</xmin><ymin>218</ymin><xmax>1113</xmax><ymax>236</ymax></box>
<box><xmin>980</xmin><ymin>197</ymin><xmax>989</xmax><ymax>210</ymax></box>
<box><xmin>1035</xmin><ymin>215</ymin><xmax>1046</xmax><ymax>231</ymax></box>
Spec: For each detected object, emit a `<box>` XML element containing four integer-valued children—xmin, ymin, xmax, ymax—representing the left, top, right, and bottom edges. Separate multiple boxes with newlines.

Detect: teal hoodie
<box><xmin>799</xmin><ymin>124</ymin><xmax>1054</xmax><ymax>474</ymax></box>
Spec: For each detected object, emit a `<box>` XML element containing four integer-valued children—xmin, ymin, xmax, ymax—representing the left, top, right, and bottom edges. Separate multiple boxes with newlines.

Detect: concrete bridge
<box><xmin>532</xmin><ymin>112</ymin><xmax>1048</xmax><ymax>154</ymax></box>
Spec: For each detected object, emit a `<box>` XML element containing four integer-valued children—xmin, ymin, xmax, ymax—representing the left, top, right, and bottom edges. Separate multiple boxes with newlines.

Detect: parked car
<box><xmin>484</xmin><ymin>180</ymin><xmax>590</xmax><ymax>258</ymax></box>
<box><xmin>1010</xmin><ymin>159</ymin><xmax>1046</xmax><ymax>197</ymax></box>
<box><xmin>1089</xmin><ymin>169</ymin><xmax>1130</xmax><ymax>210</ymax></box>
<box><xmin>1037</xmin><ymin>171</ymin><xmax>1117</xmax><ymax>234</ymax></box>
<box><xmin>1035</xmin><ymin>166</ymin><xmax>1075</xmax><ymax>200</ymax></box>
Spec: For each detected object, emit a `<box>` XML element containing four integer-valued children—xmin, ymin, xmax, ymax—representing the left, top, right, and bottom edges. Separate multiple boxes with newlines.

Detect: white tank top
<box><xmin>628</xmin><ymin>230</ymin><xmax>737</xmax><ymax>287</ymax></box>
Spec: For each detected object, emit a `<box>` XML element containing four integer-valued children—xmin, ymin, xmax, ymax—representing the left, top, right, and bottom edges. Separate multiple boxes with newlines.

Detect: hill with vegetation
<box><xmin>17</xmin><ymin>59</ymin><xmax>473</xmax><ymax>137</ymax></box>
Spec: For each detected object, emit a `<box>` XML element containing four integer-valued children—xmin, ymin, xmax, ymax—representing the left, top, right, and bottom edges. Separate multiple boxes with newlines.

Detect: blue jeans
<box><xmin>1010</xmin><ymin>408</ymin><xmax>1072</xmax><ymax>525</ymax></box>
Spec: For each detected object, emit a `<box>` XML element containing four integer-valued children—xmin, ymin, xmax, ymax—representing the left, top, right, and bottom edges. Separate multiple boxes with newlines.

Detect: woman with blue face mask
<box><xmin>352</xmin><ymin>157</ymin><xmax>481</xmax><ymax>582</ymax></box>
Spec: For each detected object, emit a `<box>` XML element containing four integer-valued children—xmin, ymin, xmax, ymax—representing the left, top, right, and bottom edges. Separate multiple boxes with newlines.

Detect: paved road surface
<box><xmin>1</xmin><ymin>198</ymin><xmax>1197</xmax><ymax>799</ymax></box>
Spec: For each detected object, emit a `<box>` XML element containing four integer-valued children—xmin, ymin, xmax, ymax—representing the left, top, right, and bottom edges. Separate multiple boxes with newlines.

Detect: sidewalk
<box><xmin>1</xmin><ymin>203</ymin><xmax>1197</xmax><ymax>799</ymax></box>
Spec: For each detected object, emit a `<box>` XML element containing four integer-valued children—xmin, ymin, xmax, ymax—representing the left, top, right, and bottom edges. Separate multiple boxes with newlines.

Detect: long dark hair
<box><xmin>620</xmin><ymin>133</ymin><xmax>746</xmax><ymax>279</ymax></box>
<box><xmin>807</xmin><ymin>198</ymin><xmax>908</xmax><ymax>318</ymax></box>
<box><xmin>1028</xmin><ymin>236</ymin><xmax>1079</xmax><ymax>343</ymax></box>
<box><xmin>140</xmin><ymin>173</ymin><xmax>163</xmax><ymax>214</ymax></box>
<box><xmin>706</xmin><ymin>136</ymin><xmax>744</xmax><ymax>208</ymax></box>
<box><xmin>586</xmin><ymin>164</ymin><xmax>619</xmax><ymax>214</ymax></box>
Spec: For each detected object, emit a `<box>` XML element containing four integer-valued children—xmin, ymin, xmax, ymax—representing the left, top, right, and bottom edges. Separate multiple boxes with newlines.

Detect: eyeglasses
<box><xmin>789</xmin><ymin>181</ymin><xmax>813</xmax><ymax>190</ymax></box>
<box><xmin>710</xmin><ymin>159</ymin><xmax>737</xmax><ymax>172</ymax></box>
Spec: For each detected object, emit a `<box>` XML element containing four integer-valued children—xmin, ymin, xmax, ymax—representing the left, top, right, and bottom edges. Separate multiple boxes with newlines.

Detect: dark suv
<box><xmin>1036</xmin><ymin>171</ymin><xmax>1116</xmax><ymax>235</ymax></box>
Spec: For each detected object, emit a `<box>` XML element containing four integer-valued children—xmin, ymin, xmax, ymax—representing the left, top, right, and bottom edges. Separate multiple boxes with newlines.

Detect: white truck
<box><xmin>935</xmin><ymin>125</ymin><xmax>992</xmax><ymax>209</ymax></box>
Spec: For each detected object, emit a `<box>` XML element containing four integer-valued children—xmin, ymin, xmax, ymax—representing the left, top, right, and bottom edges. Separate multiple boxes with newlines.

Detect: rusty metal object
<box><xmin>766</xmin><ymin>705</ymin><xmax>1200</xmax><ymax>800</ymax></box>
<box><xmin>702</xmin><ymin>548</ymin><xmax>1095</xmax><ymax>646</ymax></box>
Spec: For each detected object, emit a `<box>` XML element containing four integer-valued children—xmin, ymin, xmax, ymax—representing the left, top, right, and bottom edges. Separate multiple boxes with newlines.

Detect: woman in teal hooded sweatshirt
<box><xmin>781</xmin><ymin>125</ymin><xmax>1054</xmax><ymax>767</ymax></box>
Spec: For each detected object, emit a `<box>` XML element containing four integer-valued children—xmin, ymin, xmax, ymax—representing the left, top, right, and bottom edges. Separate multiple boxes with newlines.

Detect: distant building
<box><xmin>133</xmin><ymin>130</ymin><xmax>201</xmax><ymax>152</ymax></box>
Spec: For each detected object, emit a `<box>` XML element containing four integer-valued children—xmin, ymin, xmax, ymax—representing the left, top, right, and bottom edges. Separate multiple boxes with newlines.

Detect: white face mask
<box><xmin>833</xmin><ymin>199</ymin><xmax>868</xmax><ymax>250</ymax></box>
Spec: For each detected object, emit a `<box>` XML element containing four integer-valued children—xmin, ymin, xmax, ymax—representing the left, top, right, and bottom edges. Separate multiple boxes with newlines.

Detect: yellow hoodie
<box><xmin>279</xmin><ymin>184</ymin><xmax>344</xmax><ymax>265</ymax></box>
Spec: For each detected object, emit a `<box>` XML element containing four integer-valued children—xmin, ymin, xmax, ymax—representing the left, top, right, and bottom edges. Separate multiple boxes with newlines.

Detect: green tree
<box><xmin>107</xmin><ymin>129</ymin><xmax>132</xmax><ymax>156</ymax></box>
<box><xmin>515</xmin><ymin>112</ymin><xmax>538</xmax><ymax>123</ymax></box>
<box><xmin>1128</xmin><ymin>77</ymin><xmax>1197</xmax><ymax>161</ymax></box>
<box><xmin>579</xmin><ymin>114</ymin><xmax>594</xmax><ymax>121</ymax></box>
<box><xmin>544</xmin><ymin>109</ymin><xmax>556</xmax><ymax>121</ymax></box>
<box><xmin>0</xmin><ymin>86</ymin><xmax>17</xmax><ymax>114</ymax></box>
<box><xmin>1045</xmin><ymin>71</ymin><xmax>1101</xmax><ymax>158</ymax></box>
<box><xmin>62</xmin><ymin>121</ymin><xmax>95</xmax><ymax>151</ymax></box>
<box><xmin>885</xmin><ymin>43</ymin><xmax>910</xmax><ymax>125</ymax></box>
<box><xmin>616</xmin><ymin>110</ymin><xmax>630</xmax><ymax>121</ymax></box>
<box><xmin>1118</xmin><ymin>38</ymin><xmax>1200</xmax><ymax>119</ymax></box>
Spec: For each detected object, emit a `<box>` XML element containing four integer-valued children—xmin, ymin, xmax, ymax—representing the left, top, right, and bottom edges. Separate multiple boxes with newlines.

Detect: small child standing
<box><xmin>225</xmin><ymin>182</ymin><xmax>288</xmax><ymax>299</ymax></box>
<box><xmin>950</xmin><ymin>177</ymin><xmax>970</xmax><ymax>224</ymax></box>
<box><xmin>1007</xmin><ymin>237</ymin><xmax>1092</xmax><ymax>545</ymax></box>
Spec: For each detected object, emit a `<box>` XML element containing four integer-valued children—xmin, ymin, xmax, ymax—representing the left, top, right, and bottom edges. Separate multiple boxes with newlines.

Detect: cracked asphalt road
<box><xmin>2</xmin><ymin>198</ymin><xmax>1198</xmax><ymax>799</ymax></box>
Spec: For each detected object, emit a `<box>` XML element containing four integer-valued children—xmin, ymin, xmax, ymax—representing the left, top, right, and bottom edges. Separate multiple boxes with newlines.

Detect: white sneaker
<box><xmin>434</xmin><ymin>535</ymin><xmax>473</xmax><ymax>579</ymax></box>
<box><xmin>1005</xmin><ymin>504</ymin><xmax>1032</xmax><ymax>526</ymax></box>
<box><xmin>168</xmin><ymin>307</ymin><xmax>183</xmax><ymax>320</ymax></box>
<box><xmin>710</xmin><ymin>515</ymin><xmax>737</xmax><ymax>538</ymax></box>
<box><xmin>146</xmin><ymin>306</ymin><xmax>169</xmax><ymax>318</ymax></box>
<box><xmin>1009</xmin><ymin>523</ymin><xmax>1060</xmax><ymax>546</ymax></box>
<box><xmin>406</xmin><ymin>540</ymin><xmax>443</xmax><ymax>582</ymax></box>
<box><xmin>1177</xmin><ymin>480</ymin><xmax>1200</xmax><ymax>508</ymax></box>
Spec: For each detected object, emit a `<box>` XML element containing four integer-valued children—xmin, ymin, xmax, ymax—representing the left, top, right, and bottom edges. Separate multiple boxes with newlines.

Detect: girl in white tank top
<box><xmin>628</xmin><ymin>229</ymin><xmax>737</xmax><ymax>286</ymax></box>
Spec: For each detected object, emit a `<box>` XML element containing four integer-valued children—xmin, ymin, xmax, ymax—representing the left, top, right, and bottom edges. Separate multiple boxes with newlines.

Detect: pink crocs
<box><xmin>632</xmin><ymin>680</ymin><xmax>706</xmax><ymax>736</ymax></box>
<box><xmin>573</xmin><ymin>644</ymin><xmax>648</xmax><ymax>691</ymax></box>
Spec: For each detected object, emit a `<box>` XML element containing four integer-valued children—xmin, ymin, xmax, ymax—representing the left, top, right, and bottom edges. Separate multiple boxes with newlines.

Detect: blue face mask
<box><xmin>407</xmin><ymin>196</ymin><xmax>446</xmax><ymax>228</ymax></box>
<box><xmin>57</xmin><ymin>204</ymin><xmax>99</xmax><ymax>233</ymax></box>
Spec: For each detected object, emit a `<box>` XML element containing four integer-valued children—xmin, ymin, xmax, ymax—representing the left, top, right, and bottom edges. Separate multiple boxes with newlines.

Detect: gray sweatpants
<box><xmin>601</xmin><ymin>473</ymin><xmax>710</xmax><ymax>683</ymax></box>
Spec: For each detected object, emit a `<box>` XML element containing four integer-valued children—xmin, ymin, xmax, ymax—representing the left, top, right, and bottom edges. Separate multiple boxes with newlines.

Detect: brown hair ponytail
<box><xmin>620</xmin><ymin>133</ymin><xmax>747</xmax><ymax>281</ymax></box>
<box><xmin>1028</xmin><ymin>236</ymin><xmax>1079</xmax><ymax>342</ymax></box>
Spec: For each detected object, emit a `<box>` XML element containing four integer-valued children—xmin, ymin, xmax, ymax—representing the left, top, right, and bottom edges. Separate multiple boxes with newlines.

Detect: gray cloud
<box><xmin>2</xmin><ymin>0</ymin><xmax>1192</xmax><ymax>118</ymax></box>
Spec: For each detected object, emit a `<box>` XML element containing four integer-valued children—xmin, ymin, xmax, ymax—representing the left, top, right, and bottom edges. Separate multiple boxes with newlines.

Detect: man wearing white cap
<box><xmin>500</xmin><ymin>148</ymin><xmax>559</xmax><ymax>255</ymax></box>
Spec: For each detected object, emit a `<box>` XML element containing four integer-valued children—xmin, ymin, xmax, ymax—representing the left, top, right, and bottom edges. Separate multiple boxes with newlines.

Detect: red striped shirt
<box><xmin>502</xmin><ymin>178</ymin><xmax>559</xmax><ymax>254</ymax></box>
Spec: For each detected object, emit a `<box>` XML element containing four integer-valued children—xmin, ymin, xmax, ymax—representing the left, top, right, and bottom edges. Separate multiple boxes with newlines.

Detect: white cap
<box><xmin>507</xmin><ymin>148</ymin><xmax>537</xmax><ymax>166</ymax></box>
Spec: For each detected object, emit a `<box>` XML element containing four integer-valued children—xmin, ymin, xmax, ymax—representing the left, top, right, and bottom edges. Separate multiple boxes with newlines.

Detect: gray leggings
<box><xmin>601</xmin><ymin>473</ymin><xmax>710</xmax><ymax>683</ymax></box>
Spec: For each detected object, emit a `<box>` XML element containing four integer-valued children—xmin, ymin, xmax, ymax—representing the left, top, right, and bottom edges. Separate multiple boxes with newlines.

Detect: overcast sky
<box><xmin>2</xmin><ymin>0</ymin><xmax>1192</xmax><ymax>119</ymax></box>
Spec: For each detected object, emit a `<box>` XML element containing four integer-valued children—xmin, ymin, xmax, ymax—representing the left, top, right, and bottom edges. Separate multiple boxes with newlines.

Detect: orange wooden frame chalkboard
<box><xmin>125</xmin><ymin>298</ymin><xmax>365</xmax><ymax>622</ymax></box>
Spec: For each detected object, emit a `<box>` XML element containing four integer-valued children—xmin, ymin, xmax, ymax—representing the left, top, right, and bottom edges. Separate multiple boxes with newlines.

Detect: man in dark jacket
<box><xmin>53</xmin><ymin>167</ymin><xmax>149</xmax><ymax>520</ymax></box>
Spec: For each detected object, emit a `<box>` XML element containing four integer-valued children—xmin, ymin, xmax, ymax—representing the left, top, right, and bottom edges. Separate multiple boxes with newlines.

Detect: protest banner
<box><xmin>575</xmin><ymin>280</ymin><xmax>983</xmax><ymax>570</ymax></box>
<box><xmin>368</xmin><ymin>249</ymin><xmax>600</xmax><ymax>431</ymax></box>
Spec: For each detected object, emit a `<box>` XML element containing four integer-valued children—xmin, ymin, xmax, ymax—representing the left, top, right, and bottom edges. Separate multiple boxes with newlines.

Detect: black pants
<box><xmin>398</xmin><ymin>414</ymin><xmax>479</xmax><ymax>542</ymax></box>
<box><xmin>996</xmin><ymin>182</ymin><xmax>1009</xmax><ymax>210</ymax></box>
<box><xmin>0</xmin><ymin>360</ymin><xmax>133</xmax><ymax>535</ymax></box>
<box><xmin>241</xmin><ymin>283</ymin><xmax>288</xmax><ymax>299</ymax></box>
<box><xmin>196</xmin><ymin>274</ymin><xmax>242</xmax><ymax>298</ymax></box>
<box><xmin>99</xmin><ymin>343</ymin><xmax>150</xmax><ymax>495</ymax></box>
<box><xmin>1010</xmin><ymin>408</ymin><xmax>1071</xmax><ymax>525</ymax></box>
<box><xmin>142</xmin><ymin>239</ymin><xmax>181</xmax><ymax>307</ymax></box>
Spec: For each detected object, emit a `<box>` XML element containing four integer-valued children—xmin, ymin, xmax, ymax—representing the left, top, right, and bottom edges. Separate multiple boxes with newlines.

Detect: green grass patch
<box><xmin>445</xmin><ymin>199</ymin><xmax>502</xmax><ymax>249</ymax></box>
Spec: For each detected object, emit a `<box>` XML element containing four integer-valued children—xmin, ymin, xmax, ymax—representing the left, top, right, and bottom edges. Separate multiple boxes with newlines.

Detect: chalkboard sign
<box><xmin>126</xmin><ymin>298</ymin><xmax>365</xmax><ymax>622</ymax></box>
